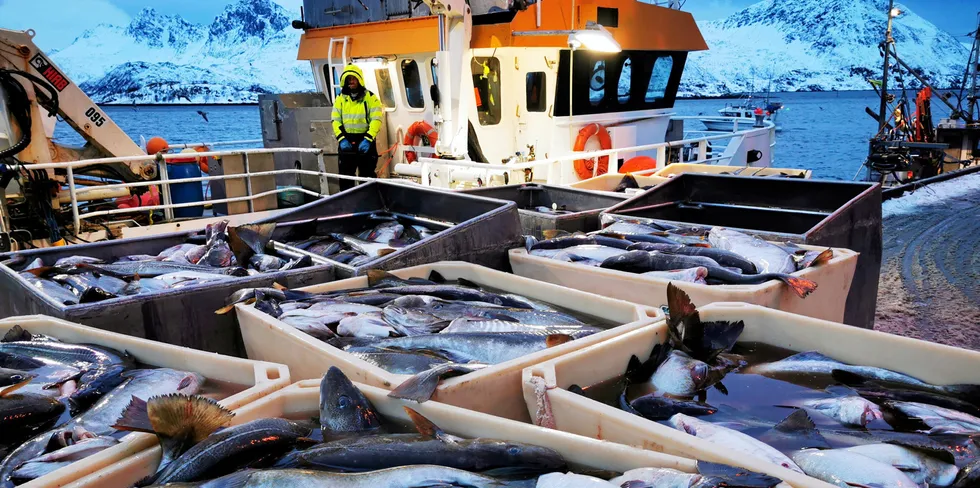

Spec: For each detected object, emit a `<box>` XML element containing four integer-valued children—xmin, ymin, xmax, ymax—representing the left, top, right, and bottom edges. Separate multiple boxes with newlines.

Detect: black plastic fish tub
<box><xmin>258</xmin><ymin>181</ymin><xmax>524</xmax><ymax>278</ymax></box>
<box><xmin>461</xmin><ymin>184</ymin><xmax>627</xmax><ymax>239</ymax></box>
<box><xmin>601</xmin><ymin>174</ymin><xmax>882</xmax><ymax>329</ymax></box>
<box><xmin>0</xmin><ymin>231</ymin><xmax>336</xmax><ymax>356</ymax></box>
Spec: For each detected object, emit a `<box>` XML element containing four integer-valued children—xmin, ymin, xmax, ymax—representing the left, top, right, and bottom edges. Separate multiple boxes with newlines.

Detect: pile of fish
<box><xmin>613</xmin><ymin>174</ymin><xmax>657</xmax><ymax>193</ymax></box>
<box><xmin>566</xmin><ymin>285</ymin><xmax>980</xmax><ymax>487</ymax></box>
<box><xmin>526</xmin><ymin>220</ymin><xmax>833</xmax><ymax>298</ymax></box>
<box><xmin>280</xmin><ymin>211</ymin><xmax>444</xmax><ymax>267</ymax></box>
<box><xmin>0</xmin><ymin>325</ymin><xmax>208</xmax><ymax>487</ymax></box>
<box><xmin>108</xmin><ymin>367</ymin><xmax>782</xmax><ymax>487</ymax></box>
<box><xmin>221</xmin><ymin>270</ymin><xmax>604</xmax><ymax>402</ymax></box>
<box><xmin>4</xmin><ymin>221</ymin><xmax>312</xmax><ymax>305</ymax></box>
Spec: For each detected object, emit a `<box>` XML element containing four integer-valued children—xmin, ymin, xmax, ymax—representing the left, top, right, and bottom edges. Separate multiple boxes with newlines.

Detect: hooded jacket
<box><xmin>331</xmin><ymin>64</ymin><xmax>383</xmax><ymax>143</ymax></box>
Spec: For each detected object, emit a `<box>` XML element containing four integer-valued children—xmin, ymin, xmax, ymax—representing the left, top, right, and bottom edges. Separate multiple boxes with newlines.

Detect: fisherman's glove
<box><xmin>358</xmin><ymin>139</ymin><xmax>372</xmax><ymax>154</ymax></box>
<box><xmin>339</xmin><ymin>139</ymin><xmax>353</xmax><ymax>152</ymax></box>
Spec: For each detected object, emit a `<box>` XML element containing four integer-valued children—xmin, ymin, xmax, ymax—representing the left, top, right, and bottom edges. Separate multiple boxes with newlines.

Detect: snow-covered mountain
<box><xmin>679</xmin><ymin>0</ymin><xmax>970</xmax><ymax>96</ymax></box>
<box><xmin>51</xmin><ymin>0</ymin><xmax>314</xmax><ymax>104</ymax></box>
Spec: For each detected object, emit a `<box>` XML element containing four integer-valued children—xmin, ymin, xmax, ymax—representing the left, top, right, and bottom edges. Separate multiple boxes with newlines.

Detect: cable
<box><xmin>0</xmin><ymin>68</ymin><xmax>60</xmax><ymax>160</ymax></box>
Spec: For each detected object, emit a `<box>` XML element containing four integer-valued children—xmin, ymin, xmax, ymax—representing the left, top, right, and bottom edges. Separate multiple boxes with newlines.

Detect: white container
<box><xmin>568</xmin><ymin>173</ymin><xmax>668</xmax><ymax>196</ymax></box>
<box><xmin>654</xmin><ymin>163</ymin><xmax>812</xmax><ymax>179</ymax></box>
<box><xmin>67</xmin><ymin>379</ymin><xmax>697</xmax><ymax>488</ymax></box>
<box><xmin>236</xmin><ymin>262</ymin><xmax>663</xmax><ymax>421</ymax></box>
<box><xmin>0</xmin><ymin>315</ymin><xmax>292</xmax><ymax>488</ymax></box>
<box><xmin>523</xmin><ymin>302</ymin><xmax>980</xmax><ymax>488</ymax></box>
<box><xmin>509</xmin><ymin>244</ymin><xmax>858</xmax><ymax>322</ymax></box>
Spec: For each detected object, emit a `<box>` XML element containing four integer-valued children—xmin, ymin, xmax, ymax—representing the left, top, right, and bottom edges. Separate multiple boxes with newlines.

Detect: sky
<box><xmin>0</xmin><ymin>0</ymin><xmax>977</xmax><ymax>51</ymax></box>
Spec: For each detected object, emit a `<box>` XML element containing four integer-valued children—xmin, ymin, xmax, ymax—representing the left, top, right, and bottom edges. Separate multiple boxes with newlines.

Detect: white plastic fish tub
<box><xmin>235</xmin><ymin>262</ymin><xmax>663</xmax><ymax>422</ymax></box>
<box><xmin>509</xmin><ymin>243</ymin><xmax>858</xmax><ymax>323</ymax></box>
<box><xmin>67</xmin><ymin>379</ymin><xmax>698</xmax><ymax>488</ymax></box>
<box><xmin>0</xmin><ymin>315</ymin><xmax>291</xmax><ymax>488</ymax></box>
<box><xmin>653</xmin><ymin>163</ymin><xmax>812</xmax><ymax>179</ymax></box>
<box><xmin>568</xmin><ymin>173</ymin><xmax>668</xmax><ymax>196</ymax></box>
<box><xmin>523</xmin><ymin>302</ymin><xmax>980</xmax><ymax>488</ymax></box>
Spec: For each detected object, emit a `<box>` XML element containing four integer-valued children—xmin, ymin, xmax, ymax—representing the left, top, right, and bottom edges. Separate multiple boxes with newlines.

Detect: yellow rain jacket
<box><xmin>331</xmin><ymin>64</ymin><xmax>383</xmax><ymax>143</ymax></box>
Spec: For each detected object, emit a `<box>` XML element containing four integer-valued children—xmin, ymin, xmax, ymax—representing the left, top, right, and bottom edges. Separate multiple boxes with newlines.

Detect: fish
<box><xmin>9</xmin><ymin>460</ymin><xmax>73</xmax><ymax>482</ymax></box>
<box><xmin>52</xmin><ymin>256</ymin><xmax>103</xmax><ymax>268</ymax></box>
<box><xmin>848</xmin><ymin>383</ymin><xmax>980</xmax><ymax>418</ymax></box>
<box><xmin>537</xmin><ymin>472</ymin><xmax>615</xmax><ymax>487</ymax></box>
<box><xmin>23</xmin><ymin>435</ymin><xmax>118</xmax><ymax>463</ymax></box>
<box><xmin>77</xmin><ymin>261</ymin><xmax>248</xmax><ymax>279</ymax></box>
<box><xmin>348</xmin><ymin>350</ymin><xmax>454</xmax><ymax>375</ymax></box>
<box><xmin>121</xmin><ymin>278</ymin><xmax>170</xmax><ymax>296</ymax></box>
<box><xmin>336</xmin><ymin>285</ymin><xmax>534</xmax><ymax>309</ymax></box>
<box><xmin>0</xmin><ymin>368</ymin><xmax>35</xmax><ymax>392</ymax></box>
<box><xmin>842</xmin><ymin>443</ymin><xmax>959</xmax><ymax>486</ymax></box>
<box><xmin>228</xmin><ymin>223</ymin><xmax>276</xmax><ymax>263</ymax></box>
<box><xmin>707</xmin><ymin>228</ymin><xmax>795</xmax><ymax>274</ymax></box>
<box><xmin>0</xmin><ymin>393</ymin><xmax>65</xmax><ymax>447</ymax></box>
<box><xmin>801</xmin><ymin>396</ymin><xmax>884</xmax><ymax>427</ymax></box>
<box><xmin>386</xmin><ymin>296</ymin><xmax>579</xmax><ymax>325</ymax></box>
<box><xmin>145</xmin><ymin>418</ymin><xmax>313</xmax><ymax>485</ymax></box>
<box><xmin>790</xmin><ymin>449</ymin><xmax>918</xmax><ymax>487</ymax></box>
<box><xmin>627</xmin><ymin>243</ymin><xmax>758</xmax><ymax>274</ymax></box>
<box><xmin>318</xmin><ymin>367</ymin><xmax>382</xmax><ymax>436</ymax></box>
<box><xmin>336</xmin><ymin>312</ymin><xmax>397</xmax><ymax>338</ymax></box>
<box><xmin>365</xmin><ymin>221</ymin><xmax>404</xmax><ymax>243</ymax></box>
<box><xmin>756</xmin><ymin>410</ymin><xmax>831</xmax><ymax>452</ymax></box>
<box><xmin>744</xmin><ymin>351</ymin><xmax>980</xmax><ymax>404</ymax></box>
<box><xmin>198</xmin><ymin>242</ymin><xmax>236</xmax><ymax>267</ymax></box>
<box><xmin>640</xmin><ymin>267</ymin><xmax>709</xmax><ymax>284</ymax></box>
<box><xmin>623</xmin><ymin>393</ymin><xmax>717</xmax><ymax>421</ymax></box>
<box><xmin>387</xmin><ymin>363</ymin><xmax>488</xmax><ymax>402</ymax></box>
<box><xmin>647</xmin><ymin>349</ymin><xmax>728</xmax><ymax>397</ymax></box>
<box><xmin>614</xmin><ymin>174</ymin><xmax>640</xmax><ymax>192</ymax></box>
<box><xmin>330</xmin><ymin>233</ymin><xmax>398</xmax><ymax>259</ymax></box>
<box><xmin>668</xmin><ymin>414</ymin><xmax>803</xmax><ymax>473</ymax></box>
<box><xmin>602</xmin><ymin>220</ymin><xmax>666</xmax><ymax>235</ymax></box>
<box><xmin>248</xmin><ymin>255</ymin><xmax>286</xmax><ymax>273</ymax></box>
<box><xmin>381</xmin><ymin>306</ymin><xmax>450</xmax><ymax>335</ymax></box>
<box><xmin>50</xmin><ymin>274</ymin><xmax>117</xmax><ymax>303</ymax></box>
<box><xmin>149</xmin><ymin>466</ymin><xmax>509</xmax><ymax>488</ymax></box>
<box><xmin>296</xmin><ymin>406</ymin><xmax>566</xmax><ymax>474</ymax></box>
<box><xmin>19</xmin><ymin>273</ymin><xmax>79</xmax><ymax>305</ymax></box>
<box><xmin>361</xmin><ymin>332</ymin><xmax>573</xmax><ymax>365</ymax></box>
<box><xmin>882</xmin><ymin>400</ymin><xmax>980</xmax><ymax>434</ymax></box>
<box><xmin>439</xmin><ymin>318</ymin><xmax>600</xmax><ymax>337</ymax></box>
<box><xmin>953</xmin><ymin>459</ymin><xmax>980</xmax><ymax>487</ymax></box>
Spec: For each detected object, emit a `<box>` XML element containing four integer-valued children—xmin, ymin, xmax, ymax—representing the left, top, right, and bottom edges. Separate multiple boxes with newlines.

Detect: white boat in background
<box><xmin>700</xmin><ymin>97</ymin><xmax>785</xmax><ymax>132</ymax></box>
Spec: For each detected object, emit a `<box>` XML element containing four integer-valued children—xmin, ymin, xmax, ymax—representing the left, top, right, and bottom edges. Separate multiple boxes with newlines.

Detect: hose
<box><xmin>0</xmin><ymin>68</ymin><xmax>60</xmax><ymax>160</ymax></box>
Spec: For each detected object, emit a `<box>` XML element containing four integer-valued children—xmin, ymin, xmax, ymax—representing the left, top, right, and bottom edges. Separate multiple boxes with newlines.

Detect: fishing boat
<box><xmin>699</xmin><ymin>97</ymin><xmax>784</xmax><ymax>132</ymax></box>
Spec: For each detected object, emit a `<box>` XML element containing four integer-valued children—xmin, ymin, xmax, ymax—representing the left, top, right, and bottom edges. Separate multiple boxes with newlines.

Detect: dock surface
<box><xmin>875</xmin><ymin>172</ymin><xmax>980</xmax><ymax>349</ymax></box>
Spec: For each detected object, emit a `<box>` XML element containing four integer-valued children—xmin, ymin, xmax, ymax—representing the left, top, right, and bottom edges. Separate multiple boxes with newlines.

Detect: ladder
<box><xmin>326</xmin><ymin>36</ymin><xmax>349</xmax><ymax>104</ymax></box>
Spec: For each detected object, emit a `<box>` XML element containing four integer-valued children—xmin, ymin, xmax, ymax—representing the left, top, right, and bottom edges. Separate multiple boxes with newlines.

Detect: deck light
<box><xmin>568</xmin><ymin>22</ymin><xmax>621</xmax><ymax>53</ymax></box>
<box><xmin>889</xmin><ymin>7</ymin><xmax>901</xmax><ymax>17</ymax></box>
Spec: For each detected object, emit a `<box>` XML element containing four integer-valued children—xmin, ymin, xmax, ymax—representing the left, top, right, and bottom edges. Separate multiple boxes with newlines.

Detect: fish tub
<box><xmin>601</xmin><ymin>174</ymin><xmax>881</xmax><ymax>328</ymax></box>
<box><xmin>67</xmin><ymin>379</ymin><xmax>700</xmax><ymax>488</ymax></box>
<box><xmin>0</xmin><ymin>315</ymin><xmax>291</xmax><ymax>488</ymax></box>
<box><xmin>568</xmin><ymin>173</ymin><xmax>668</xmax><ymax>196</ymax></box>
<box><xmin>508</xmin><ymin>242</ymin><xmax>858</xmax><ymax>323</ymax></box>
<box><xmin>235</xmin><ymin>262</ymin><xmax>663</xmax><ymax>421</ymax></box>
<box><xmin>653</xmin><ymin>163</ymin><xmax>812</xmax><ymax>179</ymax></box>
<box><xmin>257</xmin><ymin>181</ymin><xmax>523</xmax><ymax>278</ymax></box>
<box><xmin>522</xmin><ymin>302</ymin><xmax>980</xmax><ymax>488</ymax></box>
<box><xmin>0</xmin><ymin>230</ymin><xmax>335</xmax><ymax>356</ymax></box>
<box><xmin>461</xmin><ymin>184</ymin><xmax>627</xmax><ymax>239</ymax></box>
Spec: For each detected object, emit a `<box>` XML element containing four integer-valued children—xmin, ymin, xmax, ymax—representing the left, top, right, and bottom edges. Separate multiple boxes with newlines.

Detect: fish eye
<box><xmin>337</xmin><ymin>395</ymin><xmax>351</xmax><ymax>408</ymax></box>
<box><xmin>507</xmin><ymin>446</ymin><xmax>521</xmax><ymax>455</ymax></box>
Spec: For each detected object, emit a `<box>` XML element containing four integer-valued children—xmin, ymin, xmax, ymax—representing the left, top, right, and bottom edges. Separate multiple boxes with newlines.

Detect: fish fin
<box><xmin>882</xmin><ymin>440</ymin><xmax>957</xmax><ymax>465</ymax></box>
<box><xmin>214</xmin><ymin>303</ymin><xmax>237</xmax><ymax>315</ymax></box>
<box><xmin>2</xmin><ymin>325</ymin><xmax>30</xmax><ymax>342</ymax></box>
<box><xmin>456</xmin><ymin>277</ymin><xmax>481</xmax><ymax>289</ymax></box>
<box><xmin>845</xmin><ymin>484</ymin><xmax>887</xmax><ymax>488</ymax></box>
<box><xmin>545</xmin><ymin>334</ymin><xmax>574</xmax><ymax>347</ymax></box>
<box><xmin>618</xmin><ymin>389</ymin><xmax>642</xmax><ymax>417</ymax></box>
<box><xmin>773</xmin><ymin>409</ymin><xmax>816</xmax><ymax>432</ymax></box>
<box><xmin>779</xmin><ymin>275</ymin><xmax>817</xmax><ymax>298</ymax></box>
<box><xmin>541</xmin><ymin>229</ymin><xmax>570</xmax><ymax>240</ymax></box>
<box><xmin>403</xmin><ymin>406</ymin><xmax>457</xmax><ymax>443</ymax></box>
<box><xmin>697</xmin><ymin>461</ymin><xmax>782</xmax><ymax>488</ymax></box>
<box><xmin>620</xmin><ymin>482</ymin><xmax>654</xmax><ymax>488</ymax></box>
<box><xmin>112</xmin><ymin>396</ymin><xmax>154</xmax><ymax>433</ymax></box>
<box><xmin>567</xmin><ymin>384</ymin><xmax>587</xmax><ymax>396</ymax></box>
<box><xmin>808</xmin><ymin>248</ymin><xmax>834</xmax><ymax>268</ymax></box>
<box><xmin>665</xmin><ymin>283</ymin><xmax>699</xmax><ymax>351</ymax></box>
<box><xmin>191</xmin><ymin>470</ymin><xmax>255</xmax><ymax>488</ymax></box>
<box><xmin>272</xmin><ymin>282</ymin><xmax>288</xmax><ymax>291</ymax></box>
<box><xmin>713</xmin><ymin>381</ymin><xmax>729</xmax><ymax>395</ymax></box>
<box><xmin>0</xmin><ymin>376</ymin><xmax>35</xmax><ymax>396</ymax></box>
<box><xmin>366</xmin><ymin>269</ymin><xmax>394</xmax><ymax>287</ymax></box>
<box><xmin>428</xmin><ymin>270</ymin><xmax>447</xmax><ymax>283</ymax></box>
<box><xmin>377</xmin><ymin>248</ymin><xmax>397</xmax><ymax>257</ymax></box>
<box><xmin>830</xmin><ymin>369</ymin><xmax>872</xmax><ymax>387</ymax></box>
<box><xmin>145</xmin><ymin>394</ymin><xmax>235</xmax><ymax>443</ymax></box>
<box><xmin>388</xmin><ymin>364</ymin><xmax>476</xmax><ymax>403</ymax></box>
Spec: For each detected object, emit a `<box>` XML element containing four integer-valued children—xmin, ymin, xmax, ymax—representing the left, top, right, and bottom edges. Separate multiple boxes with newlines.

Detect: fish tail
<box><xmin>388</xmin><ymin>364</ymin><xmax>479</xmax><ymax>403</ymax></box>
<box><xmin>145</xmin><ymin>394</ymin><xmax>235</xmax><ymax>443</ymax></box>
<box><xmin>808</xmin><ymin>248</ymin><xmax>835</xmax><ymax>268</ymax></box>
<box><xmin>1</xmin><ymin>325</ymin><xmax>30</xmax><ymax>342</ymax></box>
<box><xmin>782</xmin><ymin>276</ymin><xmax>817</xmax><ymax>298</ymax></box>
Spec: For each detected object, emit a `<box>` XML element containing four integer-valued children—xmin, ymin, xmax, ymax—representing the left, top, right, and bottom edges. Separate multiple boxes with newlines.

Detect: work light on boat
<box><xmin>569</xmin><ymin>23</ymin><xmax>622</xmax><ymax>53</ymax></box>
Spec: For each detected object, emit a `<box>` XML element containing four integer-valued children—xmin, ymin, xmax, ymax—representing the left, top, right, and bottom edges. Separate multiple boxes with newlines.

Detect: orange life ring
<box><xmin>573</xmin><ymin>123</ymin><xmax>612</xmax><ymax>180</ymax></box>
<box><xmin>403</xmin><ymin>121</ymin><xmax>439</xmax><ymax>163</ymax></box>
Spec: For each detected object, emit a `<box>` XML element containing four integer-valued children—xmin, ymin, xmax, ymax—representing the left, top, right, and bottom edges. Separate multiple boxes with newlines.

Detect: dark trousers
<box><xmin>338</xmin><ymin>133</ymin><xmax>378</xmax><ymax>191</ymax></box>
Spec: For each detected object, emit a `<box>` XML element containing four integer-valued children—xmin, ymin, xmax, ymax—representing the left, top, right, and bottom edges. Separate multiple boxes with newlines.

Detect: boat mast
<box><xmin>878</xmin><ymin>0</ymin><xmax>896</xmax><ymax>133</ymax></box>
<box><xmin>966</xmin><ymin>10</ymin><xmax>980</xmax><ymax>123</ymax></box>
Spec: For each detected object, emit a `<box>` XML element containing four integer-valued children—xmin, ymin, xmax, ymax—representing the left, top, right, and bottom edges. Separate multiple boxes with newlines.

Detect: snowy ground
<box><xmin>875</xmin><ymin>171</ymin><xmax>980</xmax><ymax>350</ymax></box>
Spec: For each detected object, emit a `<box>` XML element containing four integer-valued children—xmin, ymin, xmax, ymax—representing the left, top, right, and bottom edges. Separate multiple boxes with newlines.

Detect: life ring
<box><xmin>403</xmin><ymin>121</ymin><xmax>438</xmax><ymax>163</ymax></box>
<box><xmin>573</xmin><ymin>123</ymin><xmax>612</xmax><ymax>180</ymax></box>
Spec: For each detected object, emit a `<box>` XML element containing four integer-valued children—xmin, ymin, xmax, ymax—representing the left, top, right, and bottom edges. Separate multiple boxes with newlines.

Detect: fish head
<box><xmin>484</xmin><ymin>440</ymin><xmax>567</xmax><ymax>473</ymax></box>
<box><xmin>667</xmin><ymin>413</ymin><xmax>702</xmax><ymax>436</ymax></box>
<box><xmin>840</xmin><ymin>397</ymin><xmax>884</xmax><ymax>426</ymax></box>
<box><xmin>319</xmin><ymin>367</ymin><xmax>382</xmax><ymax>435</ymax></box>
<box><xmin>176</xmin><ymin>372</ymin><xmax>206</xmax><ymax>395</ymax></box>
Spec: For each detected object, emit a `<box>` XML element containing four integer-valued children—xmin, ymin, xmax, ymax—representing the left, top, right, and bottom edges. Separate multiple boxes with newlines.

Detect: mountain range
<box><xmin>47</xmin><ymin>0</ymin><xmax>973</xmax><ymax>102</ymax></box>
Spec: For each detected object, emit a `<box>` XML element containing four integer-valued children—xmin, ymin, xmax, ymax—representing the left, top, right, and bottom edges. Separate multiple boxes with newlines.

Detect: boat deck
<box><xmin>875</xmin><ymin>171</ymin><xmax>980</xmax><ymax>350</ymax></box>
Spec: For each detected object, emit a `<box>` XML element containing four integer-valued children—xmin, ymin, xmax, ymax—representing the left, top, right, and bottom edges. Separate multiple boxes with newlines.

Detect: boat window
<box><xmin>589</xmin><ymin>60</ymin><xmax>605</xmax><ymax>106</ymax></box>
<box><xmin>401</xmin><ymin>59</ymin><xmax>425</xmax><ymax>109</ymax></box>
<box><xmin>374</xmin><ymin>68</ymin><xmax>395</xmax><ymax>108</ymax></box>
<box><xmin>526</xmin><ymin>72</ymin><xmax>546</xmax><ymax>112</ymax></box>
<box><xmin>645</xmin><ymin>56</ymin><xmax>673</xmax><ymax>103</ymax></box>
<box><xmin>618</xmin><ymin>57</ymin><xmax>631</xmax><ymax>104</ymax></box>
<box><xmin>472</xmin><ymin>56</ymin><xmax>502</xmax><ymax>125</ymax></box>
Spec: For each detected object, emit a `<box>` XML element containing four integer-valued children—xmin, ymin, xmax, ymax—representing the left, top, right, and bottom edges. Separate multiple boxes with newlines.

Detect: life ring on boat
<box><xmin>573</xmin><ymin>123</ymin><xmax>612</xmax><ymax>180</ymax></box>
<box><xmin>403</xmin><ymin>121</ymin><xmax>438</xmax><ymax>163</ymax></box>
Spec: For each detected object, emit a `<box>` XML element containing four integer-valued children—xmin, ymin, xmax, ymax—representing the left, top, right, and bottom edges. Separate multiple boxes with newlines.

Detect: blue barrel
<box><xmin>167</xmin><ymin>161</ymin><xmax>204</xmax><ymax>218</ymax></box>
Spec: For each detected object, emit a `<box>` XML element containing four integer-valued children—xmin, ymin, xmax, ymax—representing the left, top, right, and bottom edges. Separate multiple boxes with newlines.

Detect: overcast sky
<box><xmin>0</xmin><ymin>0</ymin><xmax>976</xmax><ymax>51</ymax></box>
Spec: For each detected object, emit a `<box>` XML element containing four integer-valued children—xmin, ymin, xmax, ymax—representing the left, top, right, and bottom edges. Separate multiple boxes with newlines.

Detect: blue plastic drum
<box><xmin>167</xmin><ymin>161</ymin><xmax>204</xmax><ymax>218</ymax></box>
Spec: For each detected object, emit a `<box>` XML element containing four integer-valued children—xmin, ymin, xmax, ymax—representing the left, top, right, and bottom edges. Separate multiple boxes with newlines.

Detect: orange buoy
<box><xmin>573</xmin><ymin>123</ymin><xmax>612</xmax><ymax>180</ymax></box>
<box><xmin>194</xmin><ymin>145</ymin><xmax>210</xmax><ymax>173</ymax></box>
<box><xmin>619</xmin><ymin>156</ymin><xmax>657</xmax><ymax>174</ymax></box>
<box><xmin>146</xmin><ymin>136</ymin><xmax>169</xmax><ymax>155</ymax></box>
<box><xmin>403</xmin><ymin>121</ymin><xmax>439</xmax><ymax>163</ymax></box>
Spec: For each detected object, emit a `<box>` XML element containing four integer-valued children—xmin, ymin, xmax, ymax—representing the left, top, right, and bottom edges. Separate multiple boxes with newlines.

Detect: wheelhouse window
<box><xmin>555</xmin><ymin>50</ymin><xmax>687</xmax><ymax>116</ymax></box>
<box><xmin>375</xmin><ymin>68</ymin><xmax>395</xmax><ymax>108</ymax></box>
<box><xmin>472</xmin><ymin>57</ymin><xmax>501</xmax><ymax>125</ymax></box>
<box><xmin>401</xmin><ymin>59</ymin><xmax>425</xmax><ymax>109</ymax></box>
<box><xmin>526</xmin><ymin>72</ymin><xmax>547</xmax><ymax>112</ymax></box>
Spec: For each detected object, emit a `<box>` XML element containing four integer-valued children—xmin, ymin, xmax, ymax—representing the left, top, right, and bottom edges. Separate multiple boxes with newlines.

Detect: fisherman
<box><xmin>331</xmin><ymin>64</ymin><xmax>383</xmax><ymax>191</ymax></box>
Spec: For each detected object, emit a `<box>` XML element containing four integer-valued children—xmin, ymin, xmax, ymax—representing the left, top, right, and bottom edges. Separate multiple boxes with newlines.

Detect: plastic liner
<box><xmin>653</xmin><ymin>163</ymin><xmax>812</xmax><ymax>179</ymax></box>
<box><xmin>461</xmin><ymin>183</ymin><xmax>627</xmax><ymax>238</ymax></box>
<box><xmin>0</xmin><ymin>229</ymin><xmax>336</xmax><ymax>356</ymax></box>
<box><xmin>523</xmin><ymin>302</ymin><xmax>980</xmax><ymax>487</ymax></box>
<box><xmin>601</xmin><ymin>174</ymin><xmax>881</xmax><ymax>328</ymax></box>
<box><xmin>65</xmin><ymin>379</ymin><xmax>697</xmax><ymax>488</ymax></box>
<box><xmin>257</xmin><ymin>181</ymin><xmax>524</xmax><ymax>277</ymax></box>
<box><xmin>509</xmin><ymin>243</ymin><xmax>858</xmax><ymax>323</ymax></box>
<box><xmin>235</xmin><ymin>262</ymin><xmax>663</xmax><ymax>421</ymax></box>
<box><xmin>0</xmin><ymin>315</ymin><xmax>291</xmax><ymax>488</ymax></box>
